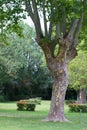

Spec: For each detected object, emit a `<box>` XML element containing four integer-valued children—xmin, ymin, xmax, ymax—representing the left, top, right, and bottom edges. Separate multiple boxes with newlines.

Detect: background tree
<box><xmin>0</xmin><ymin>23</ymin><xmax>52</xmax><ymax>101</ymax></box>
<box><xmin>69</xmin><ymin>50</ymin><xmax>87</xmax><ymax>104</ymax></box>
<box><xmin>0</xmin><ymin>0</ymin><xmax>87</xmax><ymax>122</ymax></box>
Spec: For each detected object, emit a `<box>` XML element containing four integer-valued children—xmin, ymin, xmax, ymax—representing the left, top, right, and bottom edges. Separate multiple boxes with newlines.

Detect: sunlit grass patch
<box><xmin>0</xmin><ymin>101</ymin><xmax>87</xmax><ymax>130</ymax></box>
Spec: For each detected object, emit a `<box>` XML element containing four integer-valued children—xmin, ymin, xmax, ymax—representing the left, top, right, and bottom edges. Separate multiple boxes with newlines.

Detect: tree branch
<box><xmin>42</xmin><ymin>1</ymin><xmax>48</xmax><ymax>37</ymax></box>
<box><xmin>73</xmin><ymin>13</ymin><xmax>84</xmax><ymax>46</ymax></box>
<box><xmin>67</xmin><ymin>19</ymin><xmax>79</xmax><ymax>40</ymax></box>
<box><xmin>32</xmin><ymin>0</ymin><xmax>43</xmax><ymax>41</ymax></box>
<box><xmin>56</xmin><ymin>24</ymin><xmax>60</xmax><ymax>39</ymax></box>
<box><xmin>48</xmin><ymin>5</ymin><xmax>53</xmax><ymax>39</ymax></box>
<box><xmin>66</xmin><ymin>47</ymin><xmax>77</xmax><ymax>63</ymax></box>
<box><xmin>25</xmin><ymin>0</ymin><xmax>34</xmax><ymax>21</ymax></box>
<box><xmin>66</xmin><ymin>13</ymin><xmax>83</xmax><ymax>62</ymax></box>
<box><xmin>48</xmin><ymin>22</ymin><xmax>52</xmax><ymax>39</ymax></box>
<box><xmin>61</xmin><ymin>6</ymin><xmax>66</xmax><ymax>37</ymax></box>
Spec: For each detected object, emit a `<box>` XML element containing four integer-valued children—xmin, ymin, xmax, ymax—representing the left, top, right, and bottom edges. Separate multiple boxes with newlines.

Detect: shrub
<box><xmin>65</xmin><ymin>100</ymin><xmax>76</xmax><ymax>105</ymax></box>
<box><xmin>26</xmin><ymin>104</ymin><xmax>36</xmax><ymax>111</ymax></box>
<box><xmin>16</xmin><ymin>100</ymin><xmax>27</xmax><ymax>110</ymax></box>
<box><xmin>68</xmin><ymin>103</ymin><xmax>87</xmax><ymax>113</ymax></box>
<box><xmin>16</xmin><ymin>98</ymin><xmax>41</xmax><ymax>111</ymax></box>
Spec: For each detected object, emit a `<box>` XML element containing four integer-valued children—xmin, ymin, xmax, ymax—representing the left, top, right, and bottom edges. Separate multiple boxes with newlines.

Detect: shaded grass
<box><xmin>0</xmin><ymin>101</ymin><xmax>87</xmax><ymax>130</ymax></box>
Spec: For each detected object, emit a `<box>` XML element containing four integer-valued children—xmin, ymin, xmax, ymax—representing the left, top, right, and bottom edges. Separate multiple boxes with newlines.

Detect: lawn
<box><xmin>0</xmin><ymin>101</ymin><xmax>87</xmax><ymax>130</ymax></box>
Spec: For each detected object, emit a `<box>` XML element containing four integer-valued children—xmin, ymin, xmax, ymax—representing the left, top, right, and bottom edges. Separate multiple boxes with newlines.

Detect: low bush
<box><xmin>16</xmin><ymin>100</ymin><xmax>27</xmax><ymax>111</ymax></box>
<box><xmin>16</xmin><ymin>98</ymin><xmax>41</xmax><ymax>111</ymax></box>
<box><xmin>65</xmin><ymin>100</ymin><xmax>76</xmax><ymax>105</ymax></box>
<box><xmin>68</xmin><ymin>103</ymin><xmax>87</xmax><ymax>113</ymax></box>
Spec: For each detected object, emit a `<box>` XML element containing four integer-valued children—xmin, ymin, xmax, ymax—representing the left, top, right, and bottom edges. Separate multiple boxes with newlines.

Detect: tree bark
<box><xmin>77</xmin><ymin>88</ymin><xmax>87</xmax><ymax>104</ymax></box>
<box><xmin>40</xmin><ymin>38</ymin><xmax>77</xmax><ymax>122</ymax></box>
<box><xmin>44</xmin><ymin>60</ymin><xmax>69</xmax><ymax>122</ymax></box>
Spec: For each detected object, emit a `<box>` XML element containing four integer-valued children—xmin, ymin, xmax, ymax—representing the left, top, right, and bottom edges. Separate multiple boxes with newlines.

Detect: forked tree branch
<box><xmin>66</xmin><ymin>13</ymin><xmax>84</xmax><ymax>62</ymax></box>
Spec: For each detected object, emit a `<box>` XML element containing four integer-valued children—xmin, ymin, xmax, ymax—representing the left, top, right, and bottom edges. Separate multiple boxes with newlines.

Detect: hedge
<box><xmin>68</xmin><ymin>103</ymin><xmax>87</xmax><ymax>113</ymax></box>
<box><xmin>16</xmin><ymin>98</ymin><xmax>41</xmax><ymax>111</ymax></box>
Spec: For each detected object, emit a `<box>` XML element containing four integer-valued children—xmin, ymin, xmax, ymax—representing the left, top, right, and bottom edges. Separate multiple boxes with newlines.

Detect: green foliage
<box><xmin>16</xmin><ymin>98</ymin><xmax>41</xmax><ymax>111</ymax></box>
<box><xmin>26</xmin><ymin>104</ymin><xmax>36</xmax><ymax>111</ymax></box>
<box><xmin>0</xmin><ymin>64</ymin><xmax>10</xmax><ymax>86</ymax></box>
<box><xmin>69</xmin><ymin>50</ymin><xmax>87</xmax><ymax>90</ymax></box>
<box><xmin>0</xmin><ymin>23</ymin><xmax>38</xmax><ymax>79</ymax></box>
<box><xmin>78</xmin><ymin>40</ymin><xmax>87</xmax><ymax>50</ymax></box>
<box><xmin>49</xmin><ymin>0</ymin><xmax>84</xmax><ymax>23</ymax></box>
<box><xmin>68</xmin><ymin>103</ymin><xmax>87</xmax><ymax>113</ymax></box>
<box><xmin>0</xmin><ymin>0</ymin><xmax>87</xmax><ymax>38</ymax></box>
<box><xmin>0</xmin><ymin>23</ymin><xmax>52</xmax><ymax>101</ymax></box>
<box><xmin>0</xmin><ymin>0</ymin><xmax>24</xmax><ymax>35</ymax></box>
<box><xmin>65</xmin><ymin>100</ymin><xmax>76</xmax><ymax>105</ymax></box>
<box><xmin>78</xmin><ymin>13</ymin><xmax>87</xmax><ymax>50</ymax></box>
<box><xmin>17</xmin><ymin>100</ymin><xmax>27</xmax><ymax>110</ymax></box>
<box><xmin>37</xmin><ymin>0</ymin><xmax>86</xmax><ymax>23</ymax></box>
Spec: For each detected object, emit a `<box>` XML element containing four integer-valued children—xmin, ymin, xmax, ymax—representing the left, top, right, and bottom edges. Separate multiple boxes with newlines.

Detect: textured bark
<box><xmin>77</xmin><ymin>88</ymin><xmax>87</xmax><ymax>104</ymax></box>
<box><xmin>44</xmin><ymin>60</ymin><xmax>69</xmax><ymax>122</ymax></box>
<box><xmin>40</xmin><ymin>38</ymin><xmax>77</xmax><ymax>122</ymax></box>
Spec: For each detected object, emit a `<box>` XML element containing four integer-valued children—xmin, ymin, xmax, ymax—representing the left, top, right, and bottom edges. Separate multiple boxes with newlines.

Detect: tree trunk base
<box><xmin>43</xmin><ymin>116</ymin><xmax>69</xmax><ymax>122</ymax></box>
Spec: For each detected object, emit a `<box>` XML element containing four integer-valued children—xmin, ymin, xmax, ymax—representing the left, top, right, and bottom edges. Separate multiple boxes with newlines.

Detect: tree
<box><xmin>0</xmin><ymin>23</ymin><xmax>37</xmax><ymax>100</ymax></box>
<box><xmin>0</xmin><ymin>22</ymin><xmax>52</xmax><ymax>100</ymax></box>
<box><xmin>69</xmin><ymin>51</ymin><xmax>87</xmax><ymax>104</ymax></box>
<box><xmin>0</xmin><ymin>0</ymin><xmax>87</xmax><ymax>122</ymax></box>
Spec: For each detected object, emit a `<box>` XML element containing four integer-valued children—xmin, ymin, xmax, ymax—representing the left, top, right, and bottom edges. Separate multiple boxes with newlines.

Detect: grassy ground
<box><xmin>0</xmin><ymin>101</ymin><xmax>87</xmax><ymax>130</ymax></box>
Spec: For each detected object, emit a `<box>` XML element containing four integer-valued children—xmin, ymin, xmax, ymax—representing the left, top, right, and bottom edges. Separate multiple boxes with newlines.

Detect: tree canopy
<box><xmin>0</xmin><ymin>0</ymin><xmax>87</xmax><ymax>41</ymax></box>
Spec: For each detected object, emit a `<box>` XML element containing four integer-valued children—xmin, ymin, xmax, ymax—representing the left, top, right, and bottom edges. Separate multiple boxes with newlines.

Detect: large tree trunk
<box><xmin>77</xmin><ymin>88</ymin><xmax>87</xmax><ymax>104</ymax></box>
<box><xmin>45</xmin><ymin>60</ymin><xmax>69</xmax><ymax>122</ymax></box>
<box><xmin>40</xmin><ymin>39</ymin><xmax>77</xmax><ymax>122</ymax></box>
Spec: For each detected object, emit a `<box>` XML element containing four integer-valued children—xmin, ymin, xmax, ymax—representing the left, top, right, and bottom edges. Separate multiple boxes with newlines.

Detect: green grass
<box><xmin>0</xmin><ymin>101</ymin><xmax>87</xmax><ymax>130</ymax></box>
